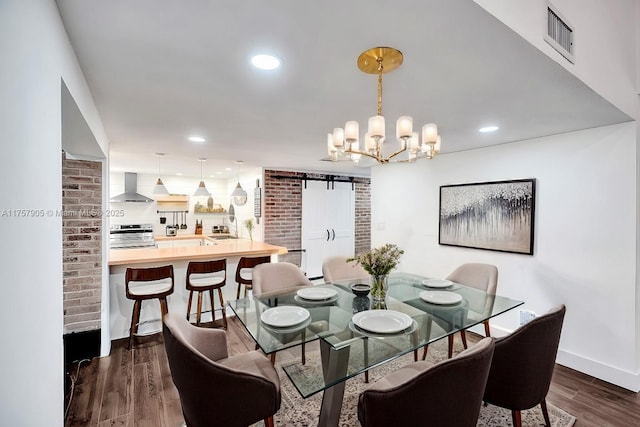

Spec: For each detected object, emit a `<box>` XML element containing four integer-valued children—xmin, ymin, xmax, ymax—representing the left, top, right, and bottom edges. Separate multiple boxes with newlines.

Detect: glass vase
<box><xmin>370</xmin><ymin>274</ymin><xmax>389</xmax><ymax>305</ymax></box>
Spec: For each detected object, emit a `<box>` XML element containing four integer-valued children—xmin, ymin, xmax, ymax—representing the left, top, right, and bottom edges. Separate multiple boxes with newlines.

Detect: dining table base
<box><xmin>318</xmin><ymin>339</ymin><xmax>351</xmax><ymax>427</ymax></box>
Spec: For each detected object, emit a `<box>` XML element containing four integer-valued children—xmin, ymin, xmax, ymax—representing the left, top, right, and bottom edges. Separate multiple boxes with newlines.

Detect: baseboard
<box><xmin>556</xmin><ymin>349</ymin><xmax>640</xmax><ymax>392</ymax></box>
<box><xmin>488</xmin><ymin>324</ymin><xmax>639</xmax><ymax>392</ymax></box>
<box><xmin>480</xmin><ymin>323</ymin><xmax>511</xmax><ymax>338</ymax></box>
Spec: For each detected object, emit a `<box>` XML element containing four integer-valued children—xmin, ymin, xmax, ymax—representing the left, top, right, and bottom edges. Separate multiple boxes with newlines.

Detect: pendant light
<box><xmin>231</xmin><ymin>160</ymin><xmax>247</xmax><ymax>205</ymax></box>
<box><xmin>152</xmin><ymin>153</ymin><xmax>169</xmax><ymax>195</ymax></box>
<box><xmin>193</xmin><ymin>158</ymin><xmax>211</xmax><ymax>197</ymax></box>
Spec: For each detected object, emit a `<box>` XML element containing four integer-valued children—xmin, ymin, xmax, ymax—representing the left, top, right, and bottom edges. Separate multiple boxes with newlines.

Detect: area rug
<box><xmin>253</xmin><ymin>338</ymin><xmax>576</xmax><ymax>427</ymax></box>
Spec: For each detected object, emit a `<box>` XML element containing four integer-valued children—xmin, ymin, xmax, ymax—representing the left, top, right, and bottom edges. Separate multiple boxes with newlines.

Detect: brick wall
<box><xmin>264</xmin><ymin>170</ymin><xmax>304</xmax><ymax>266</ymax></box>
<box><xmin>263</xmin><ymin>169</ymin><xmax>371</xmax><ymax>267</ymax></box>
<box><xmin>62</xmin><ymin>153</ymin><xmax>103</xmax><ymax>334</ymax></box>
<box><xmin>354</xmin><ymin>181</ymin><xmax>371</xmax><ymax>255</ymax></box>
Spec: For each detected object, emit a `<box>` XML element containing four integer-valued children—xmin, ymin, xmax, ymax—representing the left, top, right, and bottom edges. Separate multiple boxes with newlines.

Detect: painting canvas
<box><xmin>439</xmin><ymin>179</ymin><xmax>536</xmax><ymax>255</ymax></box>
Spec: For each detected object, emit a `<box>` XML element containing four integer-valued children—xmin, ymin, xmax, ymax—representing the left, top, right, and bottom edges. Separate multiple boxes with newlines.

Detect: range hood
<box><xmin>110</xmin><ymin>172</ymin><xmax>154</xmax><ymax>203</ymax></box>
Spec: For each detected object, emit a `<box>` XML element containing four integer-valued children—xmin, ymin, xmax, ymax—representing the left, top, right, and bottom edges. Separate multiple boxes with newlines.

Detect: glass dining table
<box><xmin>228</xmin><ymin>272</ymin><xmax>524</xmax><ymax>427</ymax></box>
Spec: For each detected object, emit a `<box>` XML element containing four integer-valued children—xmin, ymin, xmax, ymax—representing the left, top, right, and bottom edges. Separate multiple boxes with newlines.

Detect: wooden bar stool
<box><xmin>235</xmin><ymin>256</ymin><xmax>271</xmax><ymax>299</ymax></box>
<box><xmin>186</xmin><ymin>259</ymin><xmax>227</xmax><ymax>328</ymax></box>
<box><xmin>125</xmin><ymin>265</ymin><xmax>174</xmax><ymax>349</ymax></box>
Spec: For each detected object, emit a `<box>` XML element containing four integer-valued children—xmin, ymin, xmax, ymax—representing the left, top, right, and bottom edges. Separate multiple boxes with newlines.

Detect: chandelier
<box><xmin>327</xmin><ymin>47</ymin><xmax>441</xmax><ymax>164</ymax></box>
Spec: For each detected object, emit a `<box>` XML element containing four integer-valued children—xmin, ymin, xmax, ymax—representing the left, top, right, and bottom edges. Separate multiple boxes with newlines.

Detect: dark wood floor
<box><xmin>65</xmin><ymin>316</ymin><xmax>640</xmax><ymax>427</ymax></box>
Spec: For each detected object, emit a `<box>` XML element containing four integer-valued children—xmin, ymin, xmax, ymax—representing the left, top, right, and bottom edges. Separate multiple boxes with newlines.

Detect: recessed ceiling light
<box><xmin>479</xmin><ymin>126</ymin><xmax>499</xmax><ymax>133</ymax></box>
<box><xmin>176</xmin><ymin>172</ymin><xmax>183</xmax><ymax>176</ymax></box>
<box><xmin>225</xmin><ymin>167</ymin><xmax>232</xmax><ymax>171</ymax></box>
<box><xmin>251</xmin><ymin>54</ymin><xmax>281</xmax><ymax>70</ymax></box>
<box><xmin>188</xmin><ymin>135</ymin><xmax>206</xmax><ymax>143</ymax></box>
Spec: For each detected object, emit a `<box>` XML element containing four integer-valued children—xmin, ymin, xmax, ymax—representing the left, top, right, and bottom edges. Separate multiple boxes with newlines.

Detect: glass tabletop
<box><xmin>227</xmin><ymin>272</ymin><xmax>523</xmax><ymax>398</ymax></box>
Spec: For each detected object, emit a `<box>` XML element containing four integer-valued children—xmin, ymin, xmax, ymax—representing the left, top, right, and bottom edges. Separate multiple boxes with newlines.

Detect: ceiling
<box><xmin>56</xmin><ymin>0</ymin><xmax>630</xmax><ymax>179</ymax></box>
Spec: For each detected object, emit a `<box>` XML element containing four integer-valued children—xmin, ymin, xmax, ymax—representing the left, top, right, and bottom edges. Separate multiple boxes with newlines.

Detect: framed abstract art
<box><xmin>439</xmin><ymin>179</ymin><xmax>536</xmax><ymax>255</ymax></box>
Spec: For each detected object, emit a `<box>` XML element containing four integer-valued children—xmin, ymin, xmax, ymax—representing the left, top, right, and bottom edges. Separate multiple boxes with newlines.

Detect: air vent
<box><xmin>544</xmin><ymin>2</ymin><xmax>574</xmax><ymax>63</ymax></box>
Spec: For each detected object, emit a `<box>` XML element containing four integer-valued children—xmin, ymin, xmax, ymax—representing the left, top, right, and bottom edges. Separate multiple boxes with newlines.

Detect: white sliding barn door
<box><xmin>302</xmin><ymin>180</ymin><xmax>355</xmax><ymax>278</ymax></box>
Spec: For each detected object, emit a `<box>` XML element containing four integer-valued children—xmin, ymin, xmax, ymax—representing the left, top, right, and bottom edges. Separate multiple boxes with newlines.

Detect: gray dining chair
<box><xmin>322</xmin><ymin>256</ymin><xmax>368</xmax><ymax>284</ymax></box>
<box><xmin>483</xmin><ymin>304</ymin><xmax>566</xmax><ymax>427</ymax></box>
<box><xmin>162</xmin><ymin>313</ymin><xmax>281</xmax><ymax>427</ymax></box>
<box><xmin>358</xmin><ymin>337</ymin><xmax>495</xmax><ymax>427</ymax></box>
<box><xmin>422</xmin><ymin>263</ymin><xmax>498</xmax><ymax>359</ymax></box>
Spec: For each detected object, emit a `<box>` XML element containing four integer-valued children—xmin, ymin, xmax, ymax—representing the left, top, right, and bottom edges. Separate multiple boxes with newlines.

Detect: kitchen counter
<box><xmin>109</xmin><ymin>239</ymin><xmax>286</xmax><ymax>266</ymax></box>
<box><xmin>107</xmin><ymin>239</ymin><xmax>288</xmax><ymax>344</ymax></box>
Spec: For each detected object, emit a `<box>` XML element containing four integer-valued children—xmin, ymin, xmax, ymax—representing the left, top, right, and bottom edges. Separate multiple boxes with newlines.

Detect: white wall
<box><xmin>227</xmin><ymin>167</ymin><xmax>263</xmax><ymax>241</ymax></box>
<box><xmin>0</xmin><ymin>0</ymin><xmax>109</xmax><ymax>425</ymax></box>
<box><xmin>474</xmin><ymin>0</ymin><xmax>638</xmax><ymax>118</ymax></box>
<box><xmin>372</xmin><ymin>122</ymin><xmax>638</xmax><ymax>390</ymax></box>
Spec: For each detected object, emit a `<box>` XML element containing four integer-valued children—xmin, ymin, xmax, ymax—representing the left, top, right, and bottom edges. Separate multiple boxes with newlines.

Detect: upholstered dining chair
<box><xmin>322</xmin><ymin>256</ymin><xmax>381</xmax><ymax>383</ymax></box>
<box><xmin>252</xmin><ymin>262</ymin><xmax>314</xmax><ymax>364</ymax></box>
<box><xmin>358</xmin><ymin>337</ymin><xmax>495</xmax><ymax>427</ymax></box>
<box><xmin>422</xmin><ymin>263</ymin><xmax>498</xmax><ymax>360</ymax></box>
<box><xmin>322</xmin><ymin>256</ymin><xmax>368</xmax><ymax>284</ymax></box>
<box><xmin>483</xmin><ymin>304</ymin><xmax>566</xmax><ymax>427</ymax></box>
<box><xmin>162</xmin><ymin>313</ymin><xmax>281</xmax><ymax>427</ymax></box>
<box><xmin>252</xmin><ymin>261</ymin><xmax>313</xmax><ymax>297</ymax></box>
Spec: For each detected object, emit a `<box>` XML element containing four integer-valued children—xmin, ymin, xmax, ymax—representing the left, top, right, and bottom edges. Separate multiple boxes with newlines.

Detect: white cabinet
<box><xmin>302</xmin><ymin>180</ymin><xmax>355</xmax><ymax>278</ymax></box>
<box><xmin>157</xmin><ymin>238</ymin><xmax>203</xmax><ymax>248</ymax></box>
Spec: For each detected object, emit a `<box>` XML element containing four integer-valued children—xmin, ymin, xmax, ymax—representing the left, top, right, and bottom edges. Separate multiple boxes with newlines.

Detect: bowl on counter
<box><xmin>350</xmin><ymin>283</ymin><xmax>371</xmax><ymax>297</ymax></box>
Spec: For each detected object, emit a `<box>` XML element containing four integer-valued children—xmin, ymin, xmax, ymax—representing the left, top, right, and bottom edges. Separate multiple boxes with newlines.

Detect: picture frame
<box><xmin>439</xmin><ymin>178</ymin><xmax>536</xmax><ymax>255</ymax></box>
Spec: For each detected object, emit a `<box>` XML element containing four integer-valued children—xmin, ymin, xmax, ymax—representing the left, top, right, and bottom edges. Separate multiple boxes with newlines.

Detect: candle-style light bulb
<box><xmin>345</xmin><ymin>121</ymin><xmax>359</xmax><ymax>143</ymax></box>
<box><xmin>368</xmin><ymin>115</ymin><xmax>385</xmax><ymax>139</ymax></box>
<box><xmin>396</xmin><ymin>116</ymin><xmax>413</xmax><ymax>139</ymax></box>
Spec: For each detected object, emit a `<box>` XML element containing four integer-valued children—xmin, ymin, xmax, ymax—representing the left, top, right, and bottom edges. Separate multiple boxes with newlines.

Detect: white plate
<box><xmin>294</xmin><ymin>294</ymin><xmax>339</xmax><ymax>305</ymax></box>
<box><xmin>419</xmin><ymin>290</ymin><xmax>463</xmax><ymax>305</ymax></box>
<box><xmin>262</xmin><ymin>317</ymin><xmax>311</xmax><ymax>334</ymax></box>
<box><xmin>296</xmin><ymin>287</ymin><xmax>338</xmax><ymax>301</ymax></box>
<box><xmin>421</xmin><ymin>279</ymin><xmax>453</xmax><ymax>288</ymax></box>
<box><xmin>352</xmin><ymin>310</ymin><xmax>413</xmax><ymax>334</ymax></box>
<box><xmin>260</xmin><ymin>306</ymin><xmax>310</xmax><ymax>328</ymax></box>
<box><xmin>349</xmin><ymin>319</ymin><xmax>417</xmax><ymax>338</ymax></box>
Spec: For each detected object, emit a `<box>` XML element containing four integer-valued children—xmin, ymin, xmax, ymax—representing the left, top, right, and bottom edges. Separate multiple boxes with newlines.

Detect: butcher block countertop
<box><xmin>109</xmin><ymin>239</ymin><xmax>287</xmax><ymax>266</ymax></box>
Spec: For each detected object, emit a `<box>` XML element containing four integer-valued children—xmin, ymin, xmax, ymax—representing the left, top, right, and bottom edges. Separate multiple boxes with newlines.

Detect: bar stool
<box><xmin>235</xmin><ymin>256</ymin><xmax>271</xmax><ymax>299</ymax></box>
<box><xmin>125</xmin><ymin>265</ymin><xmax>174</xmax><ymax>349</ymax></box>
<box><xmin>186</xmin><ymin>259</ymin><xmax>227</xmax><ymax>328</ymax></box>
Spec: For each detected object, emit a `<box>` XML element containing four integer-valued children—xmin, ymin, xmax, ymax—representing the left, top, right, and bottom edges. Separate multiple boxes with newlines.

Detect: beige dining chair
<box><xmin>358</xmin><ymin>337</ymin><xmax>495</xmax><ymax>427</ymax></box>
<box><xmin>162</xmin><ymin>313</ymin><xmax>281</xmax><ymax>427</ymax></box>
<box><xmin>483</xmin><ymin>304</ymin><xmax>566</xmax><ymax>427</ymax></box>
<box><xmin>252</xmin><ymin>261</ymin><xmax>313</xmax><ymax>297</ymax></box>
<box><xmin>422</xmin><ymin>263</ymin><xmax>498</xmax><ymax>359</ymax></box>
<box><xmin>322</xmin><ymin>256</ymin><xmax>368</xmax><ymax>284</ymax></box>
<box><xmin>252</xmin><ymin>262</ymin><xmax>314</xmax><ymax>364</ymax></box>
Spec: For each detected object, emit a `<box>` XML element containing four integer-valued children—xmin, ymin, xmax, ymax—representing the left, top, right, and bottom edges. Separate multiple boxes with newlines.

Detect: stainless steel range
<box><xmin>109</xmin><ymin>224</ymin><xmax>156</xmax><ymax>249</ymax></box>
